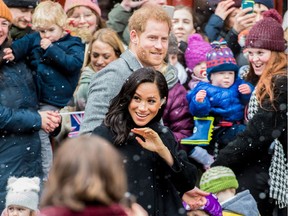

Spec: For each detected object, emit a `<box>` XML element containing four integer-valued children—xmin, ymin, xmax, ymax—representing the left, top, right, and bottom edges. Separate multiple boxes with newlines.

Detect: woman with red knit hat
<box><xmin>212</xmin><ymin>9</ymin><xmax>287</xmax><ymax>216</ymax></box>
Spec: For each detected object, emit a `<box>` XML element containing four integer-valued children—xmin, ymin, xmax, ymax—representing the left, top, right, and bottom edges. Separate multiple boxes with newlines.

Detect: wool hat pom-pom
<box><xmin>263</xmin><ymin>9</ymin><xmax>282</xmax><ymax>24</ymax></box>
<box><xmin>188</xmin><ymin>33</ymin><xmax>204</xmax><ymax>44</ymax></box>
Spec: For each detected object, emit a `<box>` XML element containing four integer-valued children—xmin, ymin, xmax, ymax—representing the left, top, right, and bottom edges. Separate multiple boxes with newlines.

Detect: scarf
<box><xmin>248</xmin><ymin>89</ymin><xmax>288</xmax><ymax>208</ymax></box>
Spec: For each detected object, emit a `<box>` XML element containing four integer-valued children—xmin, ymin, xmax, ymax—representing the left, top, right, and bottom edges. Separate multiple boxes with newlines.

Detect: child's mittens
<box><xmin>202</xmin><ymin>193</ymin><xmax>222</xmax><ymax>216</ymax></box>
<box><xmin>189</xmin><ymin>146</ymin><xmax>214</xmax><ymax>169</ymax></box>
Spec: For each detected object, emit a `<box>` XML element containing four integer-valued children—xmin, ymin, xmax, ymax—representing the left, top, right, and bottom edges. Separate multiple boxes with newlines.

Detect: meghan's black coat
<box><xmin>93</xmin><ymin>122</ymin><xmax>198</xmax><ymax>216</ymax></box>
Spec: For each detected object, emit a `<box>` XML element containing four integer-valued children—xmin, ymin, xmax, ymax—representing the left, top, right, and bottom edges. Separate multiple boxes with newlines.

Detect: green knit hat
<box><xmin>200</xmin><ymin>166</ymin><xmax>239</xmax><ymax>193</ymax></box>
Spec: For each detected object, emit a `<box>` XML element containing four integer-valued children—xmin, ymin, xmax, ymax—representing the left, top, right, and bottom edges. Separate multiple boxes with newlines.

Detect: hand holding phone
<box><xmin>241</xmin><ymin>0</ymin><xmax>254</xmax><ymax>14</ymax></box>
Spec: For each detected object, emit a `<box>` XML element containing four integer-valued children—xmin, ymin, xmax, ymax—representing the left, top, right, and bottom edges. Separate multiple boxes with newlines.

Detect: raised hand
<box><xmin>131</xmin><ymin>127</ymin><xmax>174</xmax><ymax>166</ymax></box>
<box><xmin>214</xmin><ymin>0</ymin><xmax>236</xmax><ymax>21</ymax></box>
<box><xmin>233</xmin><ymin>7</ymin><xmax>256</xmax><ymax>33</ymax></box>
<box><xmin>238</xmin><ymin>83</ymin><xmax>252</xmax><ymax>94</ymax></box>
<box><xmin>182</xmin><ymin>187</ymin><xmax>209</xmax><ymax>210</ymax></box>
<box><xmin>121</xmin><ymin>0</ymin><xmax>149</xmax><ymax>12</ymax></box>
<box><xmin>40</xmin><ymin>38</ymin><xmax>52</xmax><ymax>50</ymax></box>
<box><xmin>196</xmin><ymin>90</ymin><xmax>207</xmax><ymax>103</ymax></box>
<box><xmin>3</xmin><ymin>48</ymin><xmax>15</xmax><ymax>62</ymax></box>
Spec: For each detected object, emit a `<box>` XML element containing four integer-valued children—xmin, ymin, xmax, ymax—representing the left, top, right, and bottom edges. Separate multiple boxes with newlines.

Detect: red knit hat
<box><xmin>245</xmin><ymin>9</ymin><xmax>286</xmax><ymax>52</ymax></box>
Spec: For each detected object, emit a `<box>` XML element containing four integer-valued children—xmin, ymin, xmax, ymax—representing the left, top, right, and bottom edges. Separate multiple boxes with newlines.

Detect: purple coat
<box><xmin>162</xmin><ymin>65</ymin><xmax>193</xmax><ymax>144</ymax></box>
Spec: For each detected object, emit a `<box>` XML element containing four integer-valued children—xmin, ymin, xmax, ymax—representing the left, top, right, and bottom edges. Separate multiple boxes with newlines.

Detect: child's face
<box><xmin>168</xmin><ymin>54</ymin><xmax>178</xmax><ymax>66</ymax></box>
<box><xmin>210</xmin><ymin>71</ymin><xmax>235</xmax><ymax>88</ymax></box>
<box><xmin>38</xmin><ymin>24</ymin><xmax>64</xmax><ymax>42</ymax></box>
<box><xmin>193</xmin><ymin>62</ymin><xmax>207</xmax><ymax>79</ymax></box>
<box><xmin>7</xmin><ymin>205</ymin><xmax>32</xmax><ymax>216</ymax></box>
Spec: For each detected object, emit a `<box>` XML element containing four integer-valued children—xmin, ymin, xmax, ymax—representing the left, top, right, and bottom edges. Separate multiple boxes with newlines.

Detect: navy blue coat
<box><xmin>0</xmin><ymin>60</ymin><xmax>43</xmax><ymax>211</ymax></box>
<box><xmin>12</xmin><ymin>32</ymin><xmax>84</xmax><ymax>107</ymax></box>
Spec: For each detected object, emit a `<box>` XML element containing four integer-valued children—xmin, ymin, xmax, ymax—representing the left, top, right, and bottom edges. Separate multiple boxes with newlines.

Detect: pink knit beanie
<box><xmin>64</xmin><ymin>0</ymin><xmax>101</xmax><ymax>16</ymax></box>
<box><xmin>185</xmin><ymin>34</ymin><xmax>212</xmax><ymax>71</ymax></box>
<box><xmin>245</xmin><ymin>9</ymin><xmax>285</xmax><ymax>52</ymax></box>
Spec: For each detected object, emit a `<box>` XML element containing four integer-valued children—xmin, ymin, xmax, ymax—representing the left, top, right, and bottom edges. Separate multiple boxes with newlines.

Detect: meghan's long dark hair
<box><xmin>104</xmin><ymin>67</ymin><xmax>168</xmax><ymax>145</ymax></box>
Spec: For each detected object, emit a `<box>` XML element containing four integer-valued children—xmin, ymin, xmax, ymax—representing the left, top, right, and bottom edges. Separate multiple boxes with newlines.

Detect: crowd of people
<box><xmin>0</xmin><ymin>0</ymin><xmax>287</xmax><ymax>215</ymax></box>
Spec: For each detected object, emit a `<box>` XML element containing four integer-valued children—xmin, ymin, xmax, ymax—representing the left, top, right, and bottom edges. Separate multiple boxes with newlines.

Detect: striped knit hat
<box><xmin>200</xmin><ymin>166</ymin><xmax>239</xmax><ymax>193</ymax></box>
<box><xmin>206</xmin><ymin>40</ymin><xmax>239</xmax><ymax>81</ymax></box>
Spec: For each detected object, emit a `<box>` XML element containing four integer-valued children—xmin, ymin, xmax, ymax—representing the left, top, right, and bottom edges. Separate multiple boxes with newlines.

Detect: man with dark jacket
<box><xmin>4</xmin><ymin>0</ymin><xmax>39</xmax><ymax>40</ymax></box>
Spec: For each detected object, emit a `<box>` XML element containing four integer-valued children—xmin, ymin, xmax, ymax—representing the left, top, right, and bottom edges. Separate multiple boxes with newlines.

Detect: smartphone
<box><xmin>162</xmin><ymin>5</ymin><xmax>175</xmax><ymax>18</ymax></box>
<box><xmin>241</xmin><ymin>0</ymin><xmax>254</xmax><ymax>14</ymax></box>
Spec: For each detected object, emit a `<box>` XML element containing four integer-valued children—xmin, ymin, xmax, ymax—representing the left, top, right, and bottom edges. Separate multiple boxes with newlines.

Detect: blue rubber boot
<box><xmin>181</xmin><ymin>116</ymin><xmax>214</xmax><ymax>146</ymax></box>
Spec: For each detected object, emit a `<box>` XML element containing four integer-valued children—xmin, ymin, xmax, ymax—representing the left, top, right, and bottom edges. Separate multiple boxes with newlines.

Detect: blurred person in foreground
<box><xmin>39</xmin><ymin>135</ymin><xmax>148</xmax><ymax>216</ymax></box>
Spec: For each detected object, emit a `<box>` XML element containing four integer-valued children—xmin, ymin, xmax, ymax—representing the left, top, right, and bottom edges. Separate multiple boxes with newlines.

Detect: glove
<box><xmin>201</xmin><ymin>193</ymin><xmax>222</xmax><ymax>216</ymax></box>
<box><xmin>189</xmin><ymin>146</ymin><xmax>214</xmax><ymax>169</ymax></box>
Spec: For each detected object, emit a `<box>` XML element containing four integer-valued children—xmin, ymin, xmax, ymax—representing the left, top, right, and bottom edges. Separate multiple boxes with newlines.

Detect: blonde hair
<box><xmin>32</xmin><ymin>1</ymin><xmax>67</xmax><ymax>30</ymax></box>
<box><xmin>128</xmin><ymin>4</ymin><xmax>172</xmax><ymax>34</ymax></box>
<box><xmin>40</xmin><ymin>136</ymin><xmax>127</xmax><ymax>211</ymax></box>
<box><xmin>84</xmin><ymin>28</ymin><xmax>125</xmax><ymax>67</ymax></box>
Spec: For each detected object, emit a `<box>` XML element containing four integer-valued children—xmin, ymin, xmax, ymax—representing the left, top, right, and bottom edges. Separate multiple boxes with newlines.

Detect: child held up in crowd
<box><xmin>200</xmin><ymin>166</ymin><xmax>259</xmax><ymax>215</ymax></box>
<box><xmin>182</xmin><ymin>41</ymin><xmax>253</xmax><ymax>169</ymax></box>
<box><xmin>1</xmin><ymin>177</ymin><xmax>40</xmax><ymax>216</ymax></box>
<box><xmin>184</xmin><ymin>33</ymin><xmax>212</xmax><ymax>90</ymax></box>
<box><xmin>3</xmin><ymin>1</ymin><xmax>85</xmax><ymax>181</ymax></box>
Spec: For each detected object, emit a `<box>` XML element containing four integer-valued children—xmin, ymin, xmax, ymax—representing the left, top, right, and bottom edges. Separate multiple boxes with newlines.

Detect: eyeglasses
<box><xmin>71</xmin><ymin>13</ymin><xmax>94</xmax><ymax>21</ymax></box>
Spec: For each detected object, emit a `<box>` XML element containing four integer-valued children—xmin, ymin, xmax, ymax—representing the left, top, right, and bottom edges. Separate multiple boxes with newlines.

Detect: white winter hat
<box><xmin>5</xmin><ymin>176</ymin><xmax>40</xmax><ymax>211</ymax></box>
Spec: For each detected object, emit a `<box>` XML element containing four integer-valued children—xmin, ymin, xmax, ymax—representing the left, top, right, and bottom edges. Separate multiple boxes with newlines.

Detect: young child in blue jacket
<box><xmin>4</xmin><ymin>1</ymin><xmax>84</xmax><ymax>181</ymax></box>
<box><xmin>182</xmin><ymin>41</ymin><xmax>253</xmax><ymax>169</ymax></box>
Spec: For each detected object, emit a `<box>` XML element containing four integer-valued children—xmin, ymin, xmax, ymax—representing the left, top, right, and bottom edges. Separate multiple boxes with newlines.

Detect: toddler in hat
<box><xmin>182</xmin><ymin>41</ymin><xmax>254</xmax><ymax>169</ymax></box>
<box><xmin>200</xmin><ymin>166</ymin><xmax>259</xmax><ymax>215</ymax></box>
<box><xmin>185</xmin><ymin>33</ymin><xmax>212</xmax><ymax>90</ymax></box>
<box><xmin>1</xmin><ymin>177</ymin><xmax>40</xmax><ymax>216</ymax></box>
